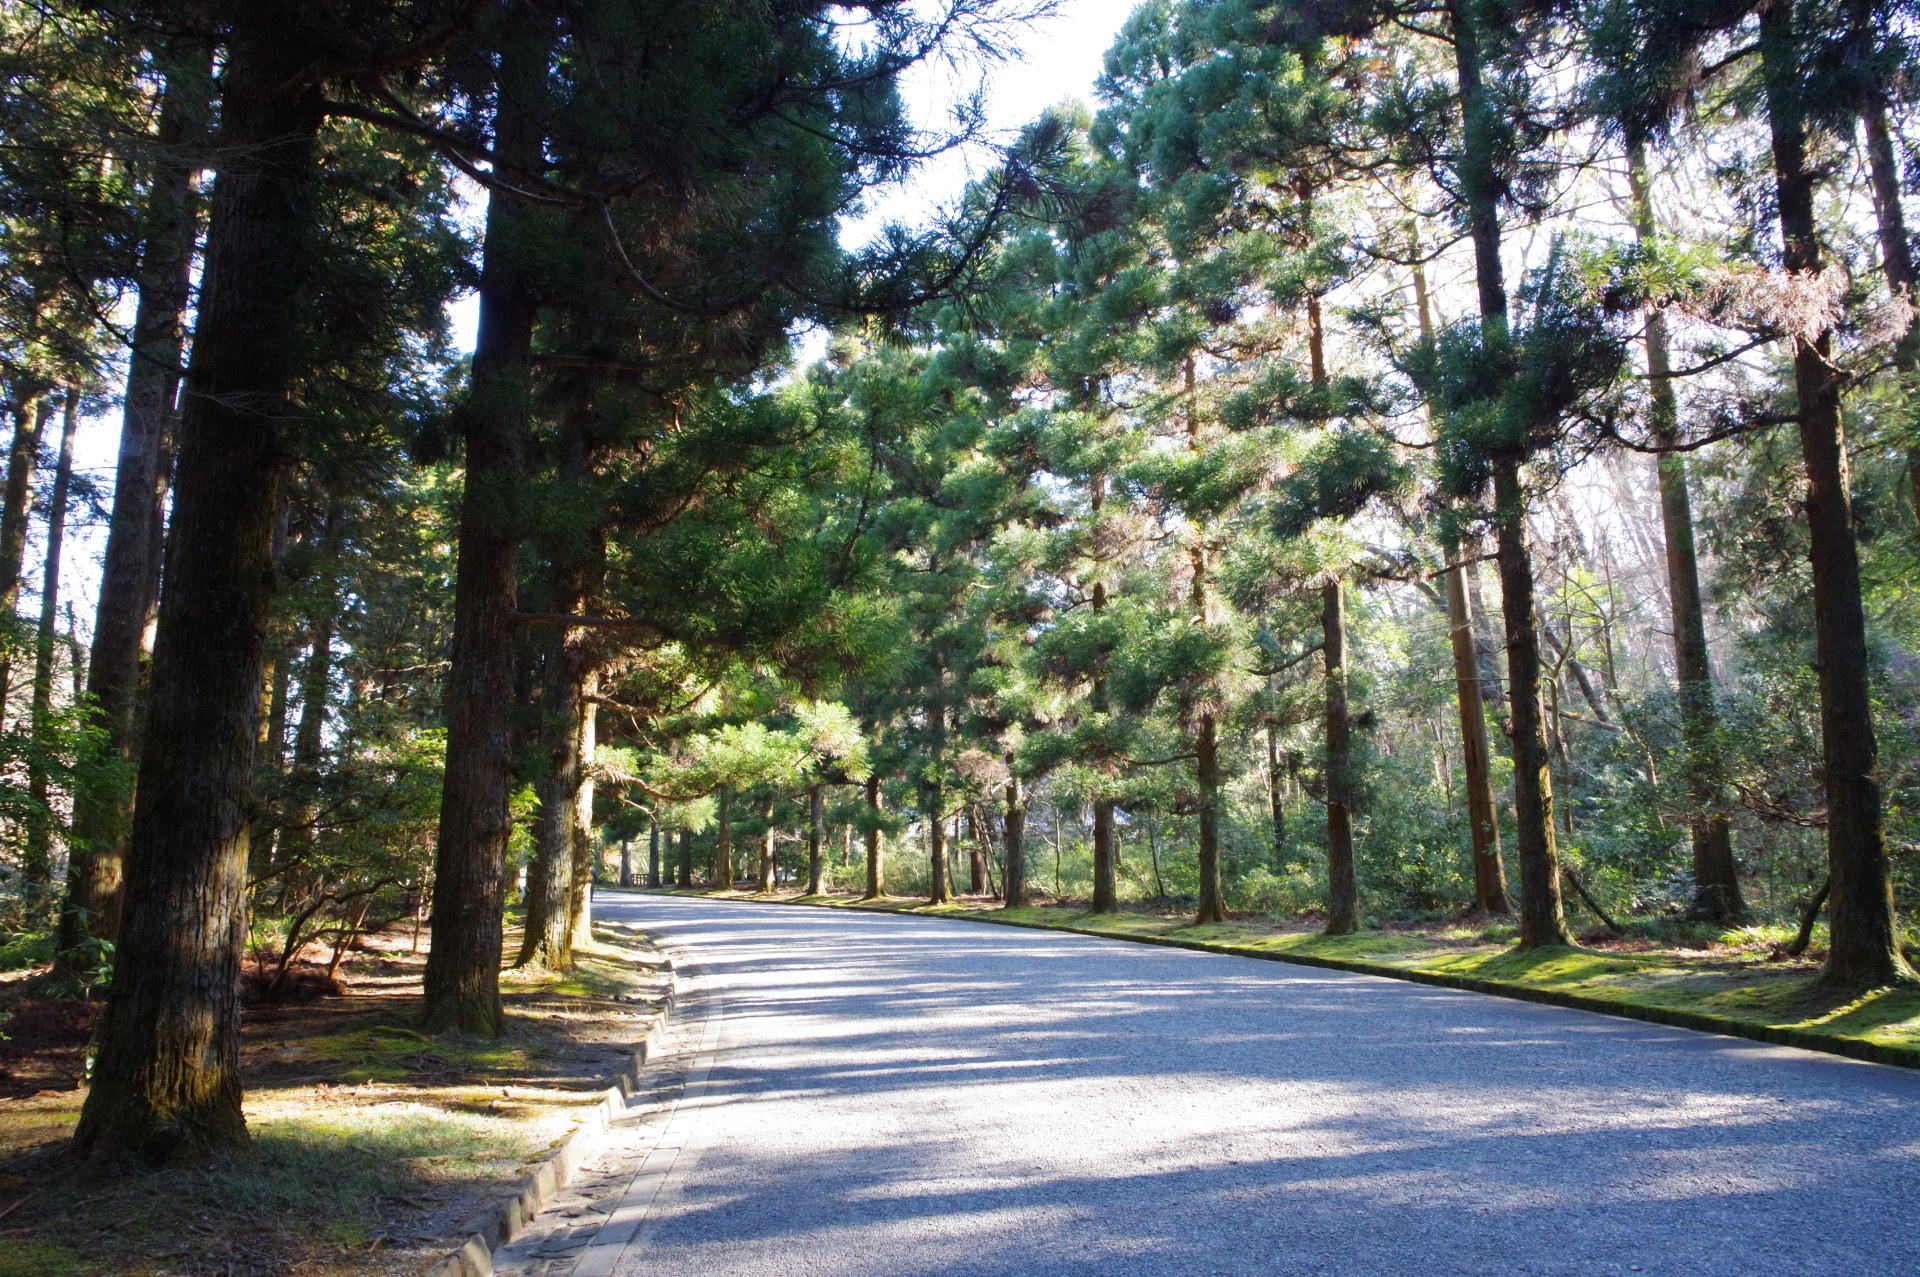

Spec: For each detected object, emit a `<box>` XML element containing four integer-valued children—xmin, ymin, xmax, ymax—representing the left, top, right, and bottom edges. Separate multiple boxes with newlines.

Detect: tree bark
<box><xmin>1627</xmin><ymin>142</ymin><xmax>1745</xmax><ymax>924</ymax></box>
<box><xmin>1321</xmin><ymin>581</ymin><xmax>1357</xmax><ymax>934</ymax></box>
<box><xmin>1450</xmin><ymin>0</ymin><xmax>1568</xmax><ymax>949</ymax></box>
<box><xmin>757</xmin><ymin>793</ymin><xmax>777</xmax><ymax>892</ymax></box>
<box><xmin>806</xmin><ymin>781</ymin><xmax>825</xmax><ymax>895</ymax></box>
<box><xmin>23</xmin><ymin>391</ymin><xmax>77</xmax><ymax>888</ymax></box>
<box><xmin>927</xmin><ymin>788</ymin><xmax>951</xmax><ymax>904</ymax></box>
<box><xmin>1494</xmin><ymin>461</ymin><xmax>1572</xmax><ymax>948</ymax></box>
<box><xmin>565</xmin><ymin>689</ymin><xmax>596</xmax><ymax>951</ymax></box>
<box><xmin>57</xmin><ymin>39</ymin><xmax>202</xmax><ymax>964</ymax></box>
<box><xmin>1265</xmin><ymin>722</ymin><xmax>1286</xmax><ymax>867</ymax></box>
<box><xmin>646</xmin><ymin>821</ymin><xmax>661</xmax><ymax>887</ymax></box>
<box><xmin>517</xmin><ymin>619</ymin><xmax>589</xmax><ymax>970</ymax></box>
<box><xmin>0</xmin><ymin>396</ymin><xmax>51</xmax><ymax>717</ymax></box>
<box><xmin>422</xmin><ymin>13</ymin><xmax>550</xmax><ymax>1033</ymax></box>
<box><xmin>714</xmin><ymin>788</ymin><xmax>732</xmax><ymax>886</ymax></box>
<box><xmin>967</xmin><ymin>805</ymin><xmax>986</xmax><ymax>895</ymax></box>
<box><xmin>1002</xmin><ymin>767</ymin><xmax>1027</xmax><ymax>909</ymax></box>
<box><xmin>73</xmin><ymin>17</ymin><xmax>321</xmax><ymax>1163</ymax></box>
<box><xmin>620</xmin><ymin>836</ymin><xmax>632</xmax><ymax>887</ymax></box>
<box><xmin>1759</xmin><ymin>0</ymin><xmax>1913</xmax><ymax>988</ymax></box>
<box><xmin>677</xmin><ymin>826</ymin><xmax>692</xmax><ymax>888</ymax></box>
<box><xmin>863</xmin><ymin>775</ymin><xmax>884</xmax><ymax>899</ymax></box>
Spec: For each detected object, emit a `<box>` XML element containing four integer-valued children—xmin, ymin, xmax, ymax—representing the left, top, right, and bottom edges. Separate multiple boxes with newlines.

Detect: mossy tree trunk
<box><xmin>73</xmin><ymin>16</ymin><xmax>322</xmax><ymax>1164</ymax></box>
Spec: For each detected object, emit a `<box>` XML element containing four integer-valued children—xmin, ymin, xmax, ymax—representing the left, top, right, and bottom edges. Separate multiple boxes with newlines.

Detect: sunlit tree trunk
<box><xmin>1759</xmin><ymin>0</ymin><xmax>1912</xmax><ymax>989</ymax></box>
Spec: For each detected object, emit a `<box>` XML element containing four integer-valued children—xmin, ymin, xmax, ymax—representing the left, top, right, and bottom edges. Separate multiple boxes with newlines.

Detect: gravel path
<box><xmin>495</xmin><ymin>893</ymin><xmax>1920</xmax><ymax>1277</ymax></box>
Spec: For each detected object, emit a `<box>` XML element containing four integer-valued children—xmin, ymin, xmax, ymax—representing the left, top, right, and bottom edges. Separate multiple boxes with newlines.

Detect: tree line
<box><xmin>0</xmin><ymin>0</ymin><xmax>1916</xmax><ymax>1167</ymax></box>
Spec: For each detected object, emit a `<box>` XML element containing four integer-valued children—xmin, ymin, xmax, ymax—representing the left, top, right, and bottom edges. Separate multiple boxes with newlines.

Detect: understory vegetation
<box><xmin>0</xmin><ymin>0</ymin><xmax>1917</xmax><ymax>1171</ymax></box>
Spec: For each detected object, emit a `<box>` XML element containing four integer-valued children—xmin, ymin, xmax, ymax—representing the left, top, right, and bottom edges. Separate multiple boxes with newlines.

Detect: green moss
<box><xmin>0</xmin><ymin>1242</ymin><xmax>78</xmax><ymax>1277</ymax></box>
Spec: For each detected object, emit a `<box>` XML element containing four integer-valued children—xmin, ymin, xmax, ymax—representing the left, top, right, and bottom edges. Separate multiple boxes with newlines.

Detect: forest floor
<box><xmin>633</xmin><ymin>885</ymin><xmax>1920</xmax><ymax>1067</ymax></box>
<box><xmin>0</xmin><ymin>914</ymin><xmax>670</xmax><ymax>1277</ymax></box>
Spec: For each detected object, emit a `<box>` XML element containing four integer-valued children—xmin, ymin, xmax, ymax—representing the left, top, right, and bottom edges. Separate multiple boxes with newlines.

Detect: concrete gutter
<box><xmin>422</xmin><ymin>964</ymin><xmax>677</xmax><ymax>1277</ymax></box>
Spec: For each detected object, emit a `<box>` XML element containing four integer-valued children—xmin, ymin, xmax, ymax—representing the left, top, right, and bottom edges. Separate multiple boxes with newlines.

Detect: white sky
<box><xmin>50</xmin><ymin>1</ymin><xmax>1136</xmax><ymax>648</ymax></box>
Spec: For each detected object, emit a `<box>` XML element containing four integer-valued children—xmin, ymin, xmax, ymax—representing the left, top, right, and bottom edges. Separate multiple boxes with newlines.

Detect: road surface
<box><xmin>494</xmin><ymin>893</ymin><xmax>1920</xmax><ymax>1276</ymax></box>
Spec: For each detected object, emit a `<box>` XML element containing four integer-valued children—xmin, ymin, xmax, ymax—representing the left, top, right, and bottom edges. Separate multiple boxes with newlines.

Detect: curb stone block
<box><xmin>422</xmin><ymin>984</ymin><xmax>676</xmax><ymax>1276</ymax></box>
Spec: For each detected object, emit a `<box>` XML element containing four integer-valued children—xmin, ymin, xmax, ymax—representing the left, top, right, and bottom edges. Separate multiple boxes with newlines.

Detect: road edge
<box><xmin>422</xmin><ymin>954</ymin><xmax>678</xmax><ymax>1277</ymax></box>
<box><xmin>613</xmin><ymin>887</ymin><xmax>1919</xmax><ymax>1072</ymax></box>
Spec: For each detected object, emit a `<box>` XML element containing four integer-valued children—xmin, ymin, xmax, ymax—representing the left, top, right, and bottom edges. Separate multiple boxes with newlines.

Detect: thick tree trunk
<box><xmin>1002</xmin><ymin>764</ymin><xmax>1027</xmax><ymax>909</ymax></box>
<box><xmin>23</xmin><ymin>392</ymin><xmax>77</xmax><ymax>888</ymax></box>
<box><xmin>1627</xmin><ymin>143</ymin><xmax>1744</xmax><ymax>924</ymax></box>
<box><xmin>422</xmin><ymin>16</ymin><xmax>549</xmax><ymax>1033</ymax></box>
<box><xmin>1321</xmin><ymin>581</ymin><xmax>1357</xmax><ymax>934</ymax></box>
<box><xmin>1760</xmin><ymin>0</ymin><xmax>1913</xmax><ymax>988</ymax></box>
<box><xmin>646</xmin><ymin>821</ymin><xmax>661</xmax><ymax>887</ymax></box>
<box><xmin>806</xmin><ymin>782</ymin><xmax>825</xmax><ymax>895</ymax></box>
<box><xmin>72</xmin><ymin>20</ymin><xmax>320</xmax><ymax>1164</ymax></box>
<box><xmin>757</xmin><ymin>794</ymin><xmax>777</xmax><ymax>893</ymax></box>
<box><xmin>620</xmin><ymin>836</ymin><xmax>632</xmax><ymax>887</ymax></box>
<box><xmin>863</xmin><ymin>776</ymin><xmax>884</xmax><ymax>899</ymax></box>
<box><xmin>677</xmin><ymin>826</ymin><xmax>692</xmax><ymax>888</ymax></box>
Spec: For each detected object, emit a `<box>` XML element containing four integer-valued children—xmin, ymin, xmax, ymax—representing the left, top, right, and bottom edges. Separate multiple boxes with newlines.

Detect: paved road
<box><xmin>496</xmin><ymin>893</ymin><xmax>1920</xmax><ymax>1277</ymax></box>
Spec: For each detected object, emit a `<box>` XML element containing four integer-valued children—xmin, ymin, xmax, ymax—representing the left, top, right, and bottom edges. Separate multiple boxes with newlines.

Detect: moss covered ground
<box><xmin>0</xmin><ymin>916</ymin><xmax>669</xmax><ymax>1277</ymax></box>
<box><xmin>637</xmin><ymin>886</ymin><xmax>1920</xmax><ymax>1066</ymax></box>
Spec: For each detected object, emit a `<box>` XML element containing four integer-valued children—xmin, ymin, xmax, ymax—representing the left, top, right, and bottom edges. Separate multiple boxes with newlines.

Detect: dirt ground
<box><xmin>0</xmin><ymin>910</ymin><xmax>669</xmax><ymax>1277</ymax></box>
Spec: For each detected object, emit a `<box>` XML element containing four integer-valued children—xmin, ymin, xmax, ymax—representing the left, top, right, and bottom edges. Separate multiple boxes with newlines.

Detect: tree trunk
<box><xmin>677</xmin><ymin>826</ymin><xmax>692</xmax><ymax>888</ymax></box>
<box><xmin>1627</xmin><ymin>143</ymin><xmax>1744</xmax><ymax>924</ymax></box>
<box><xmin>57</xmin><ymin>38</ymin><xmax>200</xmax><ymax>964</ymax></box>
<box><xmin>1265</xmin><ymin>722</ymin><xmax>1286</xmax><ymax>867</ymax></box>
<box><xmin>967</xmin><ymin>806</ymin><xmax>986</xmax><ymax>895</ymax></box>
<box><xmin>646</xmin><ymin>821</ymin><xmax>661</xmax><ymax>887</ymax></box>
<box><xmin>758</xmin><ymin>793</ymin><xmax>777</xmax><ymax>892</ymax></box>
<box><xmin>1759</xmin><ymin>0</ymin><xmax>1913</xmax><ymax>988</ymax></box>
<box><xmin>714</xmin><ymin>789</ymin><xmax>732</xmax><ymax>886</ymax></box>
<box><xmin>421</xmin><ymin>15</ymin><xmax>549</xmax><ymax>1034</ymax></box>
<box><xmin>23</xmin><ymin>391</ymin><xmax>77</xmax><ymax>889</ymax></box>
<box><xmin>1451</xmin><ymin>0</ymin><xmax>1567</xmax><ymax>949</ymax></box>
<box><xmin>1194</xmin><ymin>709</ymin><xmax>1225</xmax><ymax>925</ymax></box>
<box><xmin>1445</xmin><ymin>540</ymin><xmax>1511</xmax><ymax>915</ymax></box>
<box><xmin>273</xmin><ymin>513</ymin><xmax>343</xmax><ymax>910</ymax></box>
<box><xmin>565</xmin><ymin>689</ymin><xmax>596</xmax><ymax>952</ymax></box>
<box><xmin>1002</xmin><ymin>767</ymin><xmax>1027</xmax><ymax>909</ymax></box>
<box><xmin>927</xmin><ymin>788</ymin><xmax>951</xmax><ymax>904</ymax></box>
<box><xmin>1495</xmin><ymin>461</ymin><xmax>1572</xmax><ymax>948</ymax></box>
<box><xmin>806</xmin><ymin>781</ymin><xmax>825</xmax><ymax>895</ymax></box>
<box><xmin>72</xmin><ymin>18</ymin><xmax>321</xmax><ymax>1164</ymax></box>
<box><xmin>863</xmin><ymin>775</ymin><xmax>884</xmax><ymax>899</ymax></box>
<box><xmin>1321</xmin><ymin>581</ymin><xmax>1357</xmax><ymax>934</ymax></box>
<box><xmin>620</xmin><ymin>836</ymin><xmax>633</xmax><ymax>887</ymax></box>
<box><xmin>1085</xmin><ymin>798</ymin><xmax>1113</xmax><ymax>912</ymax></box>
<box><xmin>516</xmin><ymin>621</ymin><xmax>588</xmax><ymax>970</ymax></box>
<box><xmin>0</xmin><ymin>396</ymin><xmax>50</xmax><ymax>718</ymax></box>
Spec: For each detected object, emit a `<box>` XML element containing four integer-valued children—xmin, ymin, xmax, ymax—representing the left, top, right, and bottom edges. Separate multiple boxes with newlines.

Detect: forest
<box><xmin>0</xmin><ymin>0</ymin><xmax>1916</xmax><ymax>1168</ymax></box>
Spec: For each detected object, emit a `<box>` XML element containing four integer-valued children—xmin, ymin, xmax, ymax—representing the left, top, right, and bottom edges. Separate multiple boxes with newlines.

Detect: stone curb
<box><xmin>626</xmin><ymin>887</ymin><xmax>1920</xmax><ymax>1072</ymax></box>
<box><xmin>421</xmin><ymin>960</ymin><xmax>678</xmax><ymax>1277</ymax></box>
